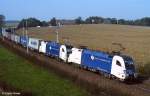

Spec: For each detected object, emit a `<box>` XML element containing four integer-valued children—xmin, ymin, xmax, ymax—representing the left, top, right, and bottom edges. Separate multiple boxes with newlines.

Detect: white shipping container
<box><xmin>5</xmin><ymin>32</ymin><xmax>9</xmax><ymax>38</ymax></box>
<box><xmin>2</xmin><ymin>31</ymin><xmax>8</xmax><ymax>38</ymax></box>
<box><xmin>7</xmin><ymin>33</ymin><xmax>11</xmax><ymax>40</ymax></box>
<box><xmin>68</xmin><ymin>48</ymin><xmax>83</xmax><ymax>64</ymax></box>
<box><xmin>11</xmin><ymin>34</ymin><xmax>15</xmax><ymax>42</ymax></box>
<box><xmin>59</xmin><ymin>45</ymin><xmax>68</xmax><ymax>62</ymax></box>
<box><xmin>39</xmin><ymin>41</ymin><xmax>47</xmax><ymax>53</ymax></box>
<box><xmin>1</xmin><ymin>30</ymin><xmax>4</xmax><ymax>37</ymax></box>
<box><xmin>28</xmin><ymin>37</ymin><xmax>41</xmax><ymax>50</ymax></box>
<box><xmin>14</xmin><ymin>35</ymin><xmax>20</xmax><ymax>43</ymax></box>
<box><xmin>59</xmin><ymin>45</ymin><xmax>73</xmax><ymax>62</ymax></box>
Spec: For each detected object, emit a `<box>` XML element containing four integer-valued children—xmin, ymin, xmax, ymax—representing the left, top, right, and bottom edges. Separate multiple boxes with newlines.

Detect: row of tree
<box><xmin>1</xmin><ymin>14</ymin><xmax>150</xmax><ymax>29</ymax></box>
<box><xmin>17</xmin><ymin>16</ymin><xmax>150</xmax><ymax>28</ymax></box>
<box><xmin>17</xmin><ymin>18</ymin><xmax>48</xmax><ymax>28</ymax></box>
<box><xmin>0</xmin><ymin>15</ymin><xmax>5</xmax><ymax>28</ymax></box>
<box><xmin>75</xmin><ymin>16</ymin><xmax>150</xmax><ymax>26</ymax></box>
<box><xmin>17</xmin><ymin>17</ymin><xmax>59</xmax><ymax>28</ymax></box>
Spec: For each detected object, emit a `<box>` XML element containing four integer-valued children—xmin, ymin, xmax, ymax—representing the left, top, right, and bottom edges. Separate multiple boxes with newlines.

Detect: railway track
<box><xmin>0</xmin><ymin>38</ymin><xmax>150</xmax><ymax>96</ymax></box>
<box><xmin>137</xmin><ymin>86</ymin><xmax>150</xmax><ymax>93</ymax></box>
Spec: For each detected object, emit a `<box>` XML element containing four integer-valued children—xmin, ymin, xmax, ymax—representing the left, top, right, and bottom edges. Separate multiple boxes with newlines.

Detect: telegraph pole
<box><xmin>25</xmin><ymin>19</ymin><xmax>29</xmax><ymax>53</ymax></box>
<box><xmin>117</xmin><ymin>19</ymin><xmax>118</xmax><ymax>24</ymax></box>
<box><xmin>2</xmin><ymin>28</ymin><xmax>4</xmax><ymax>40</ymax></box>
<box><xmin>56</xmin><ymin>30</ymin><xmax>59</xmax><ymax>43</ymax></box>
<box><xmin>56</xmin><ymin>22</ymin><xmax>60</xmax><ymax>43</ymax></box>
<box><xmin>92</xmin><ymin>19</ymin><xmax>94</xmax><ymax>24</ymax></box>
<box><xmin>23</xmin><ymin>22</ymin><xmax>25</xmax><ymax>36</ymax></box>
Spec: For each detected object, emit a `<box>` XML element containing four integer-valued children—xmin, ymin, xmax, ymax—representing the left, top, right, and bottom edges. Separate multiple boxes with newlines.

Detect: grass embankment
<box><xmin>0</xmin><ymin>46</ymin><xmax>88</xmax><ymax>96</ymax></box>
<box><xmin>139</xmin><ymin>62</ymin><xmax>150</xmax><ymax>76</ymax></box>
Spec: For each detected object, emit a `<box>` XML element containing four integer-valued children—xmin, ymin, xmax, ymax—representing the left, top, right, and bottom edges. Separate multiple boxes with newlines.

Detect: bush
<box><xmin>17</xmin><ymin>18</ymin><xmax>44</xmax><ymax>29</ymax></box>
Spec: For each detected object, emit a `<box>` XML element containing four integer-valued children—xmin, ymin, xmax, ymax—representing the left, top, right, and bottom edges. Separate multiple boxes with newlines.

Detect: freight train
<box><xmin>0</xmin><ymin>29</ymin><xmax>137</xmax><ymax>81</ymax></box>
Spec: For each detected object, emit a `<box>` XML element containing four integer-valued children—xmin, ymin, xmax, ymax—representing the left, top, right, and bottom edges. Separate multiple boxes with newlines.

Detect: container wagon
<box><xmin>28</xmin><ymin>37</ymin><xmax>41</xmax><ymax>51</ymax></box>
<box><xmin>20</xmin><ymin>36</ymin><xmax>29</xmax><ymax>47</ymax></box>
<box><xmin>11</xmin><ymin>34</ymin><xmax>15</xmax><ymax>42</ymax></box>
<box><xmin>39</xmin><ymin>41</ymin><xmax>48</xmax><ymax>54</ymax></box>
<box><xmin>67</xmin><ymin>48</ymin><xmax>83</xmax><ymax>64</ymax></box>
<box><xmin>59</xmin><ymin>45</ymin><xmax>73</xmax><ymax>62</ymax></box>
<box><xmin>14</xmin><ymin>35</ymin><xmax>20</xmax><ymax>44</ymax></box>
<box><xmin>46</xmin><ymin>41</ymin><xmax>61</xmax><ymax>58</ymax></box>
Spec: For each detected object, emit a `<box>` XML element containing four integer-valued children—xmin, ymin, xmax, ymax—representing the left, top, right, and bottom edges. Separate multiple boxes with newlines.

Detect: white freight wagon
<box><xmin>28</xmin><ymin>37</ymin><xmax>41</xmax><ymax>50</ymax></box>
<box><xmin>11</xmin><ymin>34</ymin><xmax>15</xmax><ymax>42</ymax></box>
<box><xmin>14</xmin><ymin>35</ymin><xmax>20</xmax><ymax>44</ymax></box>
<box><xmin>2</xmin><ymin>30</ymin><xmax>8</xmax><ymax>38</ymax></box>
<box><xmin>68</xmin><ymin>48</ymin><xmax>83</xmax><ymax>64</ymax></box>
<box><xmin>39</xmin><ymin>41</ymin><xmax>47</xmax><ymax>53</ymax></box>
<box><xmin>59</xmin><ymin>45</ymin><xmax>73</xmax><ymax>62</ymax></box>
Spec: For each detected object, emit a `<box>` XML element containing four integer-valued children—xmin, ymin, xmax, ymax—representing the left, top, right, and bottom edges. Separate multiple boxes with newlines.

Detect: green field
<box><xmin>17</xmin><ymin>24</ymin><xmax>150</xmax><ymax>71</ymax></box>
<box><xmin>0</xmin><ymin>46</ymin><xmax>88</xmax><ymax>96</ymax></box>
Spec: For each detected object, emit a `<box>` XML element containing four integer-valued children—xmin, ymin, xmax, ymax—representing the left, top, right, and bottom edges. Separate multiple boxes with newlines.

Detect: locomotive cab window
<box><xmin>62</xmin><ymin>48</ymin><xmax>65</xmax><ymax>52</ymax></box>
<box><xmin>116</xmin><ymin>60</ymin><xmax>121</xmax><ymax>66</ymax></box>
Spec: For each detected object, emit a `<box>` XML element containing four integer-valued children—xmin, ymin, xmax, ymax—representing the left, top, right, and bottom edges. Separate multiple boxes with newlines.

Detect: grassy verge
<box><xmin>138</xmin><ymin>62</ymin><xmax>150</xmax><ymax>77</ymax></box>
<box><xmin>0</xmin><ymin>46</ymin><xmax>88</xmax><ymax>96</ymax></box>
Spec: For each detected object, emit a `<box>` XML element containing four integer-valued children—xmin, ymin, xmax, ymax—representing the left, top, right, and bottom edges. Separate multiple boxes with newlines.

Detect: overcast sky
<box><xmin>0</xmin><ymin>0</ymin><xmax>150</xmax><ymax>20</ymax></box>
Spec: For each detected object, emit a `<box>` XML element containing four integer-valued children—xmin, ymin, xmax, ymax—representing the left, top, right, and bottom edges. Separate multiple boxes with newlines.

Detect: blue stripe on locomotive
<box><xmin>46</xmin><ymin>41</ymin><xmax>60</xmax><ymax>57</ymax></box>
<box><xmin>81</xmin><ymin>49</ymin><xmax>113</xmax><ymax>73</ymax></box>
<box><xmin>20</xmin><ymin>36</ymin><xmax>28</xmax><ymax>47</ymax></box>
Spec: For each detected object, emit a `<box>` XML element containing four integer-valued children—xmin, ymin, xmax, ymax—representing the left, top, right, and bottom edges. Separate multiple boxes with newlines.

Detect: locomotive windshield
<box><xmin>122</xmin><ymin>56</ymin><xmax>135</xmax><ymax>70</ymax></box>
<box><xmin>66</xmin><ymin>45</ymin><xmax>73</xmax><ymax>54</ymax></box>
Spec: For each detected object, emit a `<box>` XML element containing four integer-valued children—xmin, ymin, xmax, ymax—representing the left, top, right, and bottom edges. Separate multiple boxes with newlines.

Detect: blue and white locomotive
<box><xmin>80</xmin><ymin>49</ymin><xmax>136</xmax><ymax>80</ymax></box>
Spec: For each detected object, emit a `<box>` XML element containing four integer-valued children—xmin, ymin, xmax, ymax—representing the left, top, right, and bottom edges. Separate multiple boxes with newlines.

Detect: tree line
<box><xmin>18</xmin><ymin>16</ymin><xmax>150</xmax><ymax>28</ymax></box>
<box><xmin>0</xmin><ymin>15</ymin><xmax>5</xmax><ymax>28</ymax></box>
<box><xmin>17</xmin><ymin>17</ymin><xmax>59</xmax><ymax>28</ymax></box>
<box><xmin>18</xmin><ymin>17</ymin><xmax>150</xmax><ymax>28</ymax></box>
<box><xmin>1</xmin><ymin>14</ymin><xmax>150</xmax><ymax>29</ymax></box>
<box><xmin>75</xmin><ymin>16</ymin><xmax>150</xmax><ymax>26</ymax></box>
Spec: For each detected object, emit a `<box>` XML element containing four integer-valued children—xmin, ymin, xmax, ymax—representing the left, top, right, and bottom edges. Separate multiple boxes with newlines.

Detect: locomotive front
<box><xmin>122</xmin><ymin>56</ymin><xmax>137</xmax><ymax>80</ymax></box>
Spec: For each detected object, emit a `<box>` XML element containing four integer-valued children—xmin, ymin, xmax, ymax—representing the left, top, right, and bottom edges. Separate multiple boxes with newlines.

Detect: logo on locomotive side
<box><xmin>49</xmin><ymin>46</ymin><xmax>52</xmax><ymax>50</ymax></box>
<box><xmin>91</xmin><ymin>55</ymin><xmax>95</xmax><ymax>60</ymax></box>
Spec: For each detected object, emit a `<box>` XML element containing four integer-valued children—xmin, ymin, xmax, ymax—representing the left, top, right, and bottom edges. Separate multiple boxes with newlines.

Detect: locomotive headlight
<box><xmin>123</xmin><ymin>70</ymin><xmax>126</xmax><ymax>74</ymax></box>
<box><xmin>123</xmin><ymin>70</ymin><xmax>129</xmax><ymax>77</ymax></box>
<box><xmin>130</xmin><ymin>62</ymin><xmax>134</xmax><ymax>65</ymax></box>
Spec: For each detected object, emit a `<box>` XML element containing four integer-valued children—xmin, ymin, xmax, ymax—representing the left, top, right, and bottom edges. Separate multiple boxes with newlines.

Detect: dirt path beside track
<box><xmin>0</xmin><ymin>37</ymin><xmax>150</xmax><ymax>96</ymax></box>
